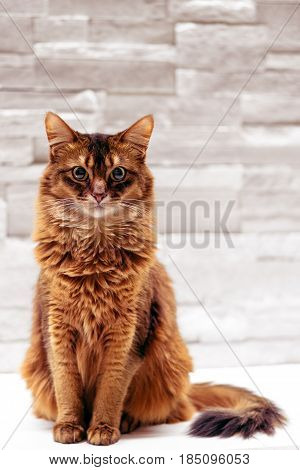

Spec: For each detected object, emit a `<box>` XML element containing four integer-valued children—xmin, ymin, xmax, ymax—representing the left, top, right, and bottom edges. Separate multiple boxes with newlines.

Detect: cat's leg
<box><xmin>21</xmin><ymin>289</ymin><xmax>58</xmax><ymax>422</ymax></box>
<box><xmin>121</xmin><ymin>282</ymin><xmax>194</xmax><ymax>428</ymax></box>
<box><xmin>22</xmin><ymin>341</ymin><xmax>57</xmax><ymax>421</ymax></box>
<box><xmin>87</xmin><ymin>320</ymin><xmax>141</xmax><ymax>446</ymax></box>
<box><xmin>166</xmin><ymin>396</ymin><xmax>195</xmax><ymax>423</ymax></box>
<box><xmin>88</xmin><ymin>356</ymin><xmax>141</xmax><ymax>445</ymax></box>
<box><xmin>130</xmin><ymin>261</ymin><xmax>194</xmax><ymax>426</ymax></box>
<box><xmin>120</xmin><ymin>411</ymin><xmax>140</xmax><ymax>434</ymax></box>
<box><xmin>122</xmin><ymin>367</ymin><xmax>195</xmax><ymax>429</ymax></box>
<box><xmin>49</xmin><ymin>309</ymin><xmax>85</xmax><ymax>444</ymax></box>
<box><xmin>122</xmin><ymin>355</ymin><xmax>193</xmax><ymax>428</ymax></box>
<box><xmin>121</xmin><ymin>396</ymin><xmax>193</xmax><ymax>430</ymax></box>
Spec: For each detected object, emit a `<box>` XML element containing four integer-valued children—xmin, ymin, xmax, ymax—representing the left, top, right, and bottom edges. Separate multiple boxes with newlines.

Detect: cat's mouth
<box><xmin>79</xmin><ymin>196</ymin><xmax>118</xmax><ymax>219</ymax></box>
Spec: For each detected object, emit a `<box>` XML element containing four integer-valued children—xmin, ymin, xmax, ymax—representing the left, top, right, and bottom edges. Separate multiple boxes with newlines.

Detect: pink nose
<box><xmin>91</xmin><ymin>191</ymin><xmax>107</xmax><ymax>204</ymax></box>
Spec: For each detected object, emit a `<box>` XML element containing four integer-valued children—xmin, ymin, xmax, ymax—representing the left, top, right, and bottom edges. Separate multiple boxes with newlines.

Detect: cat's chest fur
<box><xmin>37</xmin><ymin>227</ymin><xmax>153</xmax><ymax>346</ymax></box>
<box><xmin>41</xmin><ymin>241</ymin><xmax>144</xmax><ymax>344</ymax></box>
<box><xmin>59</xmin><ymin>273</ymin><xmax>136</xmax><ymax>340</ymax></box>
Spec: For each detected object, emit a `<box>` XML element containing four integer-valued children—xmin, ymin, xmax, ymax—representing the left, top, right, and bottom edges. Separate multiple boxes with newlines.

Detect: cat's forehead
<box><xmin>65</xmin><ymin>133</ymin><xmax>136</xmax><ymax>171</ymax></box>
<box><xmin>64</xmin><ymin>134</ymin><xmax>112</xmax><ymax>168</ymax></box>
<box><xmin>85</xmin><ymin>132</ymin><xmax>111</xmax><ymax>168</ymax></box>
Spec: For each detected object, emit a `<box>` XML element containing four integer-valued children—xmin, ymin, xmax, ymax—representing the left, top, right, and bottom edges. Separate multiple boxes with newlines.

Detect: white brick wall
<box><xmin>0</xmin><ymin>0</ymin><xmax>300</xmax><ymax>371</ymax></box>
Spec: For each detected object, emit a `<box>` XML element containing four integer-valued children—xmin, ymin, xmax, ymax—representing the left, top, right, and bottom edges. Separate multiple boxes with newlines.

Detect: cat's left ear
<box><xmin>118</xmin><ymin>115</ymin><xmax>154</xmax><ymax>158</ymax></box>
<box><xmin>45</xmin><ymin>112</ymin><xmax>77</xmax><ymax>159</ymax></box>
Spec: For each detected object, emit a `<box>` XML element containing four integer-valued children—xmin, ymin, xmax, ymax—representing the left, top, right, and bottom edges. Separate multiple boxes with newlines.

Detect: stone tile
<box><xmin>169</xmin><ymin>0</ymin><xmax>256</xmax><ymax>23</ymax></box>
<box><xmin>0</xmin><ymin>165</ymin><xmax>44</xmax><ymax>184</ymax></box>
<box><xmin>89</xmin><ymin>19</ymin><xmax>173</xmax><ymax>44</ymax></box>
<box><xmin>0</xmin><ymin>16</ymin><xmax>33</xmax><ymax>53</ymax></box>
<box><xmin>0</xmin><ymin>138</ymin><xmax>33</xmax><ymax>166</ymax></box>
<box><xmin>3</xmin><ymin>0</ymin><xmax>47</xmax><ymax>15</ymax></box>
<box><xmin>48</xmin><ymin>0</ymin><xmax>166</xmax><ymax>19</ymax></box>
<box><xmin>257</xmin><ymin>2</ymin><xmax>300</xmax><ymax>52</ymax></box>
<box><xmin>0</xmin><ymin>54</ymin><xmax>35</xmax><ymax>89</ymax></box>
<box><xmin>35</xmin><ymin>58</ymin><xmax>174</xmax><ymax>93</ymax></box>
<box><xmin>266</xmin><ymin>52</ymin><xmax>300</xmax><ymax>71</ymax></box>
<box><xmin>240</xmin><ymin>191</ymin><xmax>300</xmax><ymax>232</ymax></box>
<box><xmin>0</xmin><ymin>90</ymin><xmax>103</xmax><ymax>113</ymax></box>
<box><xmin>153</xmin><ymin>166</ymin><xmax>243</xmax><ymax>191</ymax></box>
<box><xmin>0</xmin><ymin>238</ymin><xmax>37</xmax><ymax>311</ymax></box>
<box><xmin>176</xmin><ymin>69</ymin><xmax>300</xmax><ymax>95</ymax></box>
<box><xmin>33</xmin><ymin>16</ymin><xmax>88</xmax><ymax>42</ymax></box>
<box><xmin>176</xmin><ymin>23</ymin><xmax>268</xmax><ymax>72</ymax></box>
<box><xmin>178</xmin><ymin>302</ymin><xmax>300</xmax><ymax>344</ymax></box>
<box><xmin>242</xmin><ymin>166</ymin><xmax>297</xmax><ymax>191</ymax></box>
<box><xmin>6</xmin><ymin>184</ymin><xmax>37</xmax><ymax>236</ymax></box>
<box><xmin>241</xmin><ymin>94</ymin><xmax>300</xmax><ymax>124</ymax></box>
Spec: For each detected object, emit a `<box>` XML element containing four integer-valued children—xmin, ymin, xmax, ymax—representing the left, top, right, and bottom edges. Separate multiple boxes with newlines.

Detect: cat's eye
<box><xmin>72</xmin><ymin>166</ymin><xmax>88</xmax><ymax>181</ymax></box>
<box><xmin>111</xmin><ymin>166</ymin><xmax>126</xmax><ymax>182</ymax></box>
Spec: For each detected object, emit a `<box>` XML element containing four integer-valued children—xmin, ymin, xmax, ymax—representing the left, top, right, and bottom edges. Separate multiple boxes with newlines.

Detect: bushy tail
<box><xmin>188</xmin><ymin>383</ymin><xmax>286</xmax><ymax>439</ymax></box>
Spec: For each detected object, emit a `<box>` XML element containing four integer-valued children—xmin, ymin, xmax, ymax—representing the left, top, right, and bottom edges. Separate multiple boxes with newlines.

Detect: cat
<box><xmin>21</xmin><ymin>112</ymin><xmax>285</xmax><ymax>445</ymax></box>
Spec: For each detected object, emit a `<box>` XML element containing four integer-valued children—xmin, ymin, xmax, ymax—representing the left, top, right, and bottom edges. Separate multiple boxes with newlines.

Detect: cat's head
<box><xmin>41</xmin><ymin>112</ymin><xmax>154</xmax><ymax>225</ymax></box>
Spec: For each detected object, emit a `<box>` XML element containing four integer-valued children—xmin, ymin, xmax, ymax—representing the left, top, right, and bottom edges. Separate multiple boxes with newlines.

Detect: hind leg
<box><xmin>21</xmin><ymin>290</ymin><xmax>57</xmax><ymax>422</ymax></box>
<box><xmin>32</xmin><ymin>380</ymin><xmax>57</xmax><ymax>422</ymax></box>
<box><xmin>121</xmin><ymin>261</ymin><xmax>195</xmax><ymax>431</ymax></box>
<box><xmin>123</xmin><ymin>374</ymin><xmax>194</xmax><ymax>432</ymax></box>
<box><xmin>22</xmin><ymin>340</ymin><xmax>58</xmax><ymax>421</ymax></box>
<box><xmin>119</xmin><ymin>402</ymin><xmax>194</xmax><ymax>434</ymax></box>
<box><xmin>121</xmin><ymin>401</ymin><xmax>194</xmax><ymax>432</ymax></box>
<box><xmin>122</xmin><ymin>335</ymin><xmax>194</xmax><ymax>429</ymax></box>
<box><xmin>166</xmin><ymin>396</ymin><xmax>195</xmax><ymax>424</ymax></box>
<box><xmin>120</xmin><ymin>412</ymin><xmax>140</xmax><ymax>434</ymax></box>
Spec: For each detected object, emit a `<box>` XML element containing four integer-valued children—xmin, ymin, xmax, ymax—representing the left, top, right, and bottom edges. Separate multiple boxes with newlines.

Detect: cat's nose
<box><xmin>91</xmin><ymin>190</ymin><xmax>107</xmax><ymax>204</ymax></box>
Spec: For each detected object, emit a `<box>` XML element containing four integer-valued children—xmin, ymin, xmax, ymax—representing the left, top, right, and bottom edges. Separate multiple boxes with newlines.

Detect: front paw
<box><xmin>53</xmin><ymin>422</ymin><xmax>85</xmax><ymax>444</ymax></box>
<box><xmin>87</xmin><ymin>423</ymin><xmax>120</xmax><ymax>446</ymax></box>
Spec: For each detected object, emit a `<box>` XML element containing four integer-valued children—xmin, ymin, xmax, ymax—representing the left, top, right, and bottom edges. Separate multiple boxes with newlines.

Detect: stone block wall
<box><xmin>1</xmin><ymin>0</ymin><xmax>300</xmax><ymax>371</ymax></box>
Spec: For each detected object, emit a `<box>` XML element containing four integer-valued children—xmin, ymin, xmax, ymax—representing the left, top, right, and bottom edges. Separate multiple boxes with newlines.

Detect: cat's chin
<box><xmin>92</xmin><ymin>206</ymin><xmax>111</xmax><ymax>219</ymax></box>
<box><xmin>81</xmin><ymin>204</ymin><xmax>115</xmax><ymax>220</ymax></box>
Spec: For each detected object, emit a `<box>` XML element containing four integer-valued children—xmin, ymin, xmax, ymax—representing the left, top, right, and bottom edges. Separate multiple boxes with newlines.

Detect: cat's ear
<box><xmin>118</xmin><ymin>115</ymin><xmax>154</xmax><ymax>157</ymax></box>
<box><xmin>45</xmin><ymin>112</ymin><xmax>77</xmax><ymax>158</ymax></box>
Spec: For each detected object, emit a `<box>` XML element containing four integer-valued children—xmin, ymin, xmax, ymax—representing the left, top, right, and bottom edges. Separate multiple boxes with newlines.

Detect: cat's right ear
<box><xmin>45</xmin><ymin>112</ymin><xmax>76</xmax><ymax>159</ymax></box>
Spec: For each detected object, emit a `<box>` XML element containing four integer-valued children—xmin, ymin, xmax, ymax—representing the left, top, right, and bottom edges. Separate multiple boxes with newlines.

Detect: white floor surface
<box><xmin>1</xmin><ymin>364</ymin><xmax>299</xmax><ymax>452</ymax></box>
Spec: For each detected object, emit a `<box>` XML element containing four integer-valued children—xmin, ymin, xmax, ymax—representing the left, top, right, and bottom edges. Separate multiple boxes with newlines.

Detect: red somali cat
<box><xmin>22</xmin><ymin>113</ymin><xmax>285</xmax><ymax>445</ymax></box>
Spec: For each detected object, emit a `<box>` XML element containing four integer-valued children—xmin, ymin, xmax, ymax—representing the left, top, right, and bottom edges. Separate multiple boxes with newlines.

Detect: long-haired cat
<box><xmin>22</xmin><ymin>113</ymin><xmax>285</xmax><ymax>445</ymax></box>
